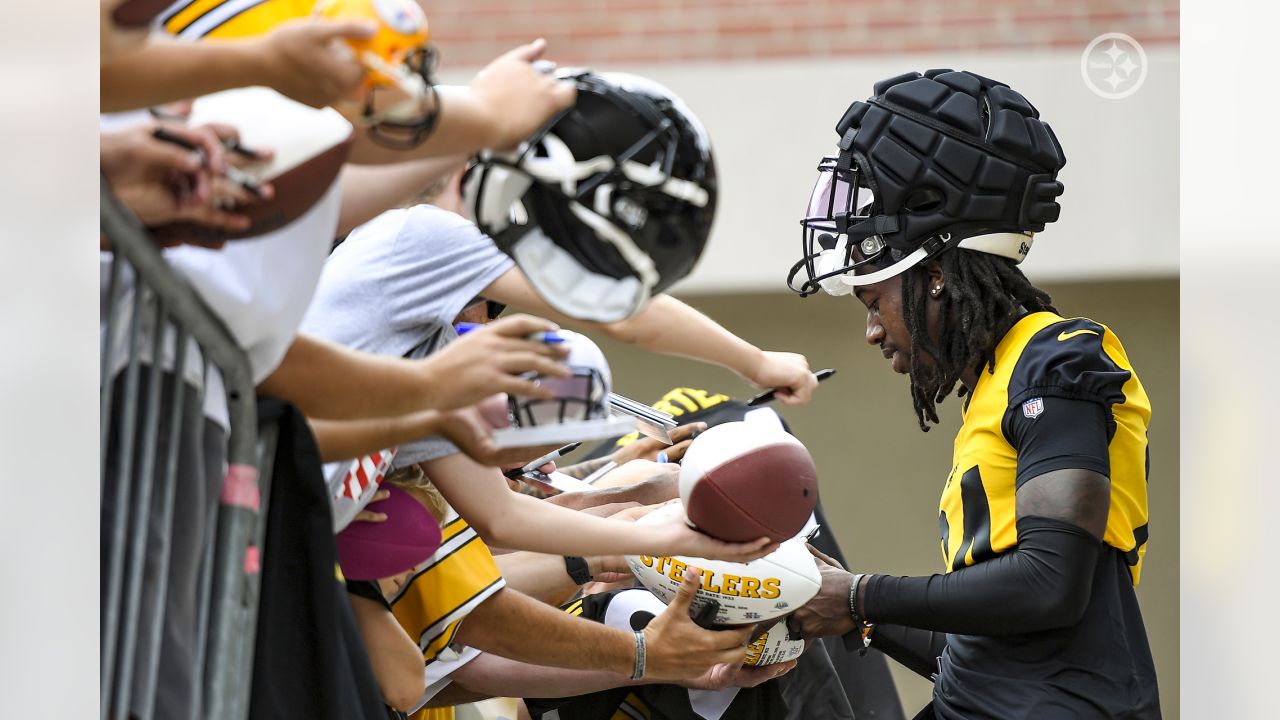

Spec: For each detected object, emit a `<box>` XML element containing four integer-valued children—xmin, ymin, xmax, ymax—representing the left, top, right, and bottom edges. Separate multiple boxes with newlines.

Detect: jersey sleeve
<box><xmin>1004</xmin><ymin>317</ymin><xmax>1130</xmax><ymax>409</ymax></box>
<box><xmin>1002</xmin><ymin>318</ymin><xmax>1126</xmax><ymax>487</ymax></box>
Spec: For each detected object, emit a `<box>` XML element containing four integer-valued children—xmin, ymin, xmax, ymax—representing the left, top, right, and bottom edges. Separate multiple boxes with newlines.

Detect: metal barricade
<box><xmin>100</xmin><ymin>177</ymin><xmax>276</xmax><ymax>720</ymax></box>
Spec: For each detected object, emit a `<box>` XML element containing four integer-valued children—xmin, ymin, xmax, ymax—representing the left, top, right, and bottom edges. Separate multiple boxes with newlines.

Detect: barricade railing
<box><xmin>100</xmin><ymin>177</ymin><xmax>275</xmax><ymax>720</ymax></box>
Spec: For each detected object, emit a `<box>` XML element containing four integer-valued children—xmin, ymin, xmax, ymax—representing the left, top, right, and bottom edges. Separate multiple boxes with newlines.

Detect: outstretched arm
<box><xmin>424</xmin><ymin>452</ymin><xmax>774</xmax><ymax>562</ymax></box>
<box><xmin>257</xmin><ymin>316</ymin><xmax>569</xmax><ymax>420</ymax></box>
<box><xmin>484</xmin><ymin>269</ymin><xmax>819</xmax><ymax>404</ymax></box>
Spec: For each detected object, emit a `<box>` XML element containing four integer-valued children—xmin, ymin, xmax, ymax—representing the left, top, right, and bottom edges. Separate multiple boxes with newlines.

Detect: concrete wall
<box><xmin>594</xmin><ymin>278</ymin><xmax>1179</xmax><ymax>717</ymax></box>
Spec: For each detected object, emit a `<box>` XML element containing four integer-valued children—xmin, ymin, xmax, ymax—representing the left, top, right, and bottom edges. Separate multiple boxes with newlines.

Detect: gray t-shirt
<box><xmin>300</xmin><ymin>204</ymin><xmax>515</xmax><ymax>466</ymax></box>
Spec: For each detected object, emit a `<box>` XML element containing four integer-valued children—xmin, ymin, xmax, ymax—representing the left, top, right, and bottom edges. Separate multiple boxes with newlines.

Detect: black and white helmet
<box><xmin>464</xmin><ymin>70</ymin><xmax>717</xmax><ymax>322</ymax></box>
<box><xmin>788</xmin><ymin>69</ymin><xmax>1067</xmax><ymax>297</ymax></box>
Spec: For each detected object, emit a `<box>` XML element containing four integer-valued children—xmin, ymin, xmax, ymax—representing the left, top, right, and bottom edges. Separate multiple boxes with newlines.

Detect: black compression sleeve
<box><xmin>863</xmin><ymin>516</ymin><xmax>1102</xmax><ymax>635</ymax></box>
<box><xmin>856</xmin><ymin>624</ymin><xmax>949</xmax><ymax>680</ymax></box>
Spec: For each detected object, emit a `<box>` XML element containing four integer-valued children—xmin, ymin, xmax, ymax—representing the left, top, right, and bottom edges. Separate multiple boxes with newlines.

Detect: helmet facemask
<box><xmin>359</xmin><ymin>45</ymin><xmax>442</xmax><ymax>150</ymax></box>
<box><xmin>489</xmin><ymin>330</ymin><xmax>636</xmax><ymax>448</ymax></box>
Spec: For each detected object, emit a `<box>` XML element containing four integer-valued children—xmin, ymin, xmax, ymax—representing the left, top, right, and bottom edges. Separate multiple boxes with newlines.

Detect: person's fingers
<box><xmin>494</xmin><ymin>335</ymin><xmax>570</xmax><ymax>358</ymax></box>
<box><xmin>370</xmin><ymin>489</ymin><xmax>391</xmax><ymax>503</ymax></box>
<box><xmin>353</xmin><ymin>510</ymin><xmax>388</xmax><ymax>523</ymax></box>
<box><xmin>668</xmin><ymin>565</ymin><xmax>702</xmax><ymax>615</ymax></box>
<box><xmin>712</xmin><ymin>646</ymin><xmax>751</xmax><ymax>666</ymax></box>
<box><xmin>170</xmin><ymin>124</ymin><xmax>229</xmax><ymax>174</ymax></box>
<box><xmin>804</xmin><ymin>542</ymin><xmax>843</xmax><ymax>569</ymax></box>
<box><xmin>199</xmin><ymin>122</ymin><xmax>241</xmax><ymax>147</ymax></box>
<box><xmin>497</xmin><ymin>376</ymin><xmax>555</xmax><ymax>401</ymax></box>
<box><xmin>549</xmin><ymin>78</ymin><xmax>577</xmax><ymax>109</ymax></box>
<box><xmin>664</xmin><ymin>438</ymin><xmax>694</xmax><ymax>462</ymax></box>
<box><xmin>774</xmin><ymin>388</ymin><xmax>801</xmax><ymax>406</ymax></box>
<box><xmin>497</xmin><ymin>352</ymin><xmax>572</xmax><ymax>379</ymax></box>
<box><xmin>507</xmin><ymin>37</ymin><xmax>547</xmax><ymax>63</ymax></box>
<box><xmin>176</xmin><ymin>202</ymin><xmax>252</xmax><ymax>232</ymax></box>
<box><xmin>209</xmin><ymin>176</ymin><xmax>264</xmax><ymax>207</ymax></box>
<box><xmin>314</xmin><ymin>18</ymin><xmax>379</xmax><ymax>41</ymax></box>
<box><xmin>137</xmin><ymin>138</ymin><xmax>204</xmax><ymax>174</ymax></box>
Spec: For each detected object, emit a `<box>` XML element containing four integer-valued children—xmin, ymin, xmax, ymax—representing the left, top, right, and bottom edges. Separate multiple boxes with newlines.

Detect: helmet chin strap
<box><xmin>833</xmin><ymin>232</ymin><xmax>1033</xmax><ymax>290</ymax></box>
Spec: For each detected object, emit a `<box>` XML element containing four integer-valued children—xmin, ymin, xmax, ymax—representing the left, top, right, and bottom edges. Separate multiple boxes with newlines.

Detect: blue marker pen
<box><xmin>455</xmin><ymin>321</ymin><xmax>567</xmax><ymax>344</ymax></box>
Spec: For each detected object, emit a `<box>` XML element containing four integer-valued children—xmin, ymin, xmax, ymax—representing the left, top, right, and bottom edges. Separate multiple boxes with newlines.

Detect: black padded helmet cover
<box><xmin>788</xmin><ymin>69</ymin><xmax>1066</xmax><ymax>297</ymax></box>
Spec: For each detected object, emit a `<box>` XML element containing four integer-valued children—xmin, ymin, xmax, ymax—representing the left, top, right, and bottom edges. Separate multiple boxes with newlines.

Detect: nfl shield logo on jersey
<box><xmin>1022</xmin><ymin>397</ymin><xmax>1045</xmax><ymax>419</ymax></box>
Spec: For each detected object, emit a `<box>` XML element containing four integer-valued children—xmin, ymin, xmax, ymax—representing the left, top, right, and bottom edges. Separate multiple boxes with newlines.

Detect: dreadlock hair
<box><xmin>900</xmin><ymin>249</ymin><xmax>1057</xmax><ymax>432</ymax></box>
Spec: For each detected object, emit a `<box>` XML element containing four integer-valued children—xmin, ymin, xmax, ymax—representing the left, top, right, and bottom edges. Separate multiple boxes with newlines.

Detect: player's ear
<box><xmin>925</xmin><ymin>260</ymin><xmax>945</xmax><ymax>300</ymax></box>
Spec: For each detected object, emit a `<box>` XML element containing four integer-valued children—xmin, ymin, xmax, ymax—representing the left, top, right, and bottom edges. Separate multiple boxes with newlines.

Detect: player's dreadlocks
<box><xmin>900</xmin><ymin>249</ymin><xmax>1057</xmax><ymax>432</ymax></box>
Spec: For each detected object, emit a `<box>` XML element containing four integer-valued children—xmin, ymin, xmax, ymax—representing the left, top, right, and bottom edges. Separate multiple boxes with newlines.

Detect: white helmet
<box><xmin>490</xmin><ymin>330</ymin><xmax>635</xmax><ymax>448</ymax></box>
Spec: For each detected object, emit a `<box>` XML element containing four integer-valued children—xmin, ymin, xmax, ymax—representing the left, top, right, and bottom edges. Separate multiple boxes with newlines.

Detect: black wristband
<box><xmin>564</xmin><ymin>555</ymin><xmax>593</xmax><ymax>585</ymax></box>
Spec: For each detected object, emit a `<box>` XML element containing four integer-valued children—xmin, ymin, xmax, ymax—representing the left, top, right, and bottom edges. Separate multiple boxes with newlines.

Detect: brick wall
<box><xmin>423</xmin><ymin>0</ymin><xmax>1179</xmax><ymax>69</ymax></box>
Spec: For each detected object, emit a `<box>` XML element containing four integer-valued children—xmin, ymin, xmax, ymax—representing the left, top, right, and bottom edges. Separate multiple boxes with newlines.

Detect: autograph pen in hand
<box><xmin>746</xmin><ymin>368</ymin><xmax>837</xmax><ymax>407</ymax></box>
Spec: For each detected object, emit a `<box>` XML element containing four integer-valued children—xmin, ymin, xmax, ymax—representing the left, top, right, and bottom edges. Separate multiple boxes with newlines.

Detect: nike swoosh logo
<box><xmin>1058</xmin><ymin>329</ymin><xmax>1099</xmax><ymax>342</ymax></box>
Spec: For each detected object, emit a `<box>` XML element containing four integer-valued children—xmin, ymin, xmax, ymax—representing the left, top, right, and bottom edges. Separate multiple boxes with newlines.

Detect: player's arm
<box><xmin>100</xmin><ymin>19</ymin><xmax>374</xmax><ymax>112</ymax></box>
<box><xmin>483</xmin><ymin>269</ymin><xmax>818</xmax><ymax>404</ymax></box>
<box><xmin>336</xmin><ymin>155</ymin><xmax>465</xmax><ymax>236</ymax></box>
<box><xmin>424</xmin><ymin>452</ymin><xmax>774</xmax><ymax>562</ymax></box>
<box><xmin>256</xmin><ymin>316</ymin><xmax>568</xmax><ymax>419</ymax></box>
<box><xmin>792</xmin><ymin>396</ymin><xmax>1112</xmax><ymax>639</ymax></box>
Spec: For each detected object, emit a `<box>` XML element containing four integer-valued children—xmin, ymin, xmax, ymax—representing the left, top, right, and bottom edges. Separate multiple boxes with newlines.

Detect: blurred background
<box><xmin>432</xmin><ymin>1</ymin><xmax>1180</xmax><ymax>715</ymax></box>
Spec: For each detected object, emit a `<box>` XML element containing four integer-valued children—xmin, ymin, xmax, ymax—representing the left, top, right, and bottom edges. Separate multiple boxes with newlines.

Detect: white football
<box><xmin>624</xmin><ymin>503</ymin><xmax>821</xmax><ymax>625</ymax></box>
<box><xmin>743</xmin><ymin>620</ymin><xmax>806</xmax><ymax>667</ymax></box>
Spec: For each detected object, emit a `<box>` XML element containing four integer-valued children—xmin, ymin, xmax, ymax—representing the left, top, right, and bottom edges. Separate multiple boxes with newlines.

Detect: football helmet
<box><xmin>787</xmin><ymin>69</ymin><xmax>1066</xmax><ymax>297</ymax></box>
<box><xmin>491</xmin><ymin>330</ymin><xmax>635</xmax><ymax>447</ymax></box>
<box><xmin>313</xmin><ymin>0</ymin><xmax>441</xmax><ymax>148</ymax></box>
<box><xmin>463</xmin><ymin>70</ymin><xmax>717</xmax><ymax>323</ymax></box>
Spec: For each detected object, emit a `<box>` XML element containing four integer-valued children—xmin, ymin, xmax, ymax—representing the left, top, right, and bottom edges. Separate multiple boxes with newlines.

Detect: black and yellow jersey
<box><xmin>157</xmin><ymin>0</ymin><xmax>313</xmax><ymax>40</ymax></box>
<box><xmin>939</xmin><ymin>311</ymin><xmax>1151</xmax><ymax>584</ymax></box>
<box><xmin>386</xmin><ymin>515</ymin><xmax>505</xmax><ymax>668</ymax></box>
<box><xmin>928</xmin><ymin>311</ymin><xmax>1160</xmax><ymax>719</ymax></box>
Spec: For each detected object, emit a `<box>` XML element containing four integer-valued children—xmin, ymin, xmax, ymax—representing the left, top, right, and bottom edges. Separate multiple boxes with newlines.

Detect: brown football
<box><xmin>677</xmin><ymin>421</ymin><xmax>818</xmax><ymax>543</ymax></box>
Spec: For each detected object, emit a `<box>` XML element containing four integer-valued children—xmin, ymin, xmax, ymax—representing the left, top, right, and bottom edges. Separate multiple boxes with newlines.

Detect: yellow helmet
<box><xmin>313</xmin><ymin>0</ymin><xmax>441</xmax><ymax>148</ymax></box>
<box><xmin>313</xmin><ymin>0</ymin><xmax>430</xmax><ymax>90</ymax></box>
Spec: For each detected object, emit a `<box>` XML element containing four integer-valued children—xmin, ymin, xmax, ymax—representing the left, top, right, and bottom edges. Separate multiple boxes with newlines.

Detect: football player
<box><xmin>784</xmin><ymin>70</ymin><xmax>1160</xmax><ymax>718</ymax></box>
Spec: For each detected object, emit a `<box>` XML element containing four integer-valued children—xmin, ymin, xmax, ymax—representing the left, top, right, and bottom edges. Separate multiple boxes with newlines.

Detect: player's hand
<box><xmin>642</xmin><ymin>567</ymin><xmax>758</xmax><ymax>681</ymax></box>
<box><xmin>438</xmin><ymin>396</ymin><xmax>562</xmax><ymax>467</ymax></box>
<box><xmin>679</xmin><ymin>659</ymin><xmax>797</xmax><ymax>690</ymax></box>
<box><xmin>256</xmin><ymin>17</ymin><xmax>374</xmax><ymax>108</ymax></box>
<box><xmin>787</xmin><ymin>544</ymin><xmax>858</xmax><ymax>639</ymax></box>
<box><xmin>657</xmin><ymin>517</ymin><xmax>777</xmax><ymax>564</ymax></box>
<box><xmin>470</xmin><ymin>39</ymin><xmax>577</xmax><ymax>151</ymax></box>
<box><xmin>742</xmin><ymin>351</ymin><xmax>817</xmax><ymax>406</ymax></box>
<box><xmin>420</xmin><ymin>315</ymin><xmax>571</xmax><ymax>411</ymax></box>
<box><xmin>351</xmin><ymin>489</ymin><xmax>391</xmax><ymax>523</ymax></box>
<box><xmin>610</xmin><ymin>422</ymin><xmax>707</xmax><ymax>466</ymax></box>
